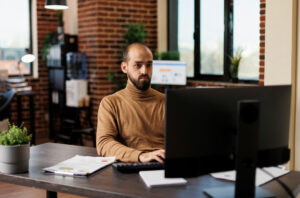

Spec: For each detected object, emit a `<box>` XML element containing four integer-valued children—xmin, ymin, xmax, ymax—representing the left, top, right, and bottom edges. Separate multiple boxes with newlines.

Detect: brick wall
<box><xmin>259</xmin><ymin>0</ymin><xmax>265</xmax><ymax>85</ymax></box>
<box><xmin>8</xmin><ymin>0</ymin><xmax>265</xmax><ymax>139</ymax></box>
<box><xmin>9</xmin><ymin>0</ymin><xmax>58</xmax><ymax>137</ymax></box>
<box><xmin>77</xmin><ymin>0</ymin><xmax>157</xmax><ymax>127</ymax></box>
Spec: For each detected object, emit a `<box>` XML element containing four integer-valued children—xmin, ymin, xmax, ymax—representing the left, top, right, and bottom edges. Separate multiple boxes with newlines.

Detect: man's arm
<box><xmin>96</xmin><ymin>97</ymin><xmax>143</xmax><ymax>162</ymax></box>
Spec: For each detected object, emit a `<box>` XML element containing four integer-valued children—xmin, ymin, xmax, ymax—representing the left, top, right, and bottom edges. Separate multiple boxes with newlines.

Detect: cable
<box><xmin>260</xmin><ymin>168</ymin><xmax>295</xmax><ymax>198</ymax></box>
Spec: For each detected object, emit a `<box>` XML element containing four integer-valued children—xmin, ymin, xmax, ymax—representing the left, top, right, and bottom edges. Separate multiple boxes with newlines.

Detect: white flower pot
<box><xmin>0</xmin><ymin>144</ymin><xmax>30</xmax><ymax>174</ymax></box>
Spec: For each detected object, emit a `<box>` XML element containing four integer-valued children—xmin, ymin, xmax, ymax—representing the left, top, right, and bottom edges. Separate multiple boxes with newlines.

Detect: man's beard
<box><xmin>128</xmin><ymin>73</ymin><xmax>151</xmax><ymax>91</ymax></box>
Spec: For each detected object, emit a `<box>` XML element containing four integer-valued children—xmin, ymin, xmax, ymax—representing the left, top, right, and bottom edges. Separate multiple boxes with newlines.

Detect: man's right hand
<box><xmin>138</xmin><ymin>149</ymin><xmax>165</xmax><ymax>163</ymax></box>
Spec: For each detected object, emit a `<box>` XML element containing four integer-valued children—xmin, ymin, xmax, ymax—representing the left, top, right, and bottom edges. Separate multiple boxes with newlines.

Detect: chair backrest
<box><xmin>0</xmin><ymin>89</ymin><xmax>15</xmax><ymax>120</ymax></box>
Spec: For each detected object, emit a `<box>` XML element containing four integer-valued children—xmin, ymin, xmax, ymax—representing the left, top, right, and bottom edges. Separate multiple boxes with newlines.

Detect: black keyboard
<box><xmin>112</xmin><ymin>162</ymin><xmax>164</xmax><ymax>173</ymax></box>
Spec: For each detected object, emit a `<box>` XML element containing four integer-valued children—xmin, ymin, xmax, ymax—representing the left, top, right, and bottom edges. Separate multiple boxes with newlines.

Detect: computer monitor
<box><xmin>151</xmin><ymin>60</ymin><xmax>187</xmax><ymax>85</ymax></box>
<box><xmin>165</xmin><ymin>85</ymin><xmax>291</xmax><ymax>197</ymax></box>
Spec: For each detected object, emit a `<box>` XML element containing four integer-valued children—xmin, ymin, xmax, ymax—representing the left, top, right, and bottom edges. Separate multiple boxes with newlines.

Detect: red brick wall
<box><xmin>8</xmin><ymin>0</ymin><xmax>265</xmax><ymax>138</ymax></box>
<box><xmin>9</xmin><ymin>0</ymin><xmax>58</xmax><ymax>137</ymax></box>
<box><xmin>259</xmin><ymin>0</ymin><xmax>265</xmax><ymax>85</ymax></box>
<box><xmin>77</xmin><ymin>0</ymin><xmax>157</xmax><ymax>126</ymax></box>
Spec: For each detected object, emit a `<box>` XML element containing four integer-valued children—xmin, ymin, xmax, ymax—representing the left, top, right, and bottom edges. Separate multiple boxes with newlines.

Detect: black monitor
<box><xmin>164</xmin><ymin>85</ymin><xmax>291</xmax><ymax>197</ymax></box>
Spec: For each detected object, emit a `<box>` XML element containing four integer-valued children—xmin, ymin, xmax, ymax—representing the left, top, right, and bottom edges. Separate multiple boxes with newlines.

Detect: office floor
<box><xmin>0</xmin><ymin>134</ymin><xmax>94</xmax><ymax>198</ymax></box>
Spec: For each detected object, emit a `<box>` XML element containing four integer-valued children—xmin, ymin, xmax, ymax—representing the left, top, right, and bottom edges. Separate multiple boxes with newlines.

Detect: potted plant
<box><xmin>159</xmin><ymin>51</ymin><xmax>180</xmax><ymax>61</ymax></box>
<box><xmin>0</xmin><ymin>122</ymin><xmax>31</xmax><ymax>174</ymax></box>
<box><xmin>228</xmin><ymin>49</ymin><xmax>243</xmax><ymax>83</ymax></box>
<box><xmin>124</xmin><ymin>23</ymin><xmax>148</xmax><ymax>46</ymax></box>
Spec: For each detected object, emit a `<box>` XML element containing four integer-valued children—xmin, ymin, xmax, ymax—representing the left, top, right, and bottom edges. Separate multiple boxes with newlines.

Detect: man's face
<box><xmin>122</xmin><ymin>47</ymin><xmax>153</xmax><ymax>90</ymax></box>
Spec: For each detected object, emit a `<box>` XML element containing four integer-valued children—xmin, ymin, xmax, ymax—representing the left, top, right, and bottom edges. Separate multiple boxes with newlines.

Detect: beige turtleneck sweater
<box><xmin>96</xmin><ymin>82</ymin><xmax>165</xmax><ymax>162</ymax></box>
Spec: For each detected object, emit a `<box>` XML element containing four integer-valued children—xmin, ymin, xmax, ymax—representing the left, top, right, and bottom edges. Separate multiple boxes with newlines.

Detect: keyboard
<box><xmin>112</xmin><ymin>162</ymin><xmax>164</xmax><ymax>173</ymax></box>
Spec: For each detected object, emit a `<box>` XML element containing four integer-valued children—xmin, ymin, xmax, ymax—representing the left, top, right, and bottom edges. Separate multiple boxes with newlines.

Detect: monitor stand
<box><xmin>204</xmin><ymin>100</ymin><xmax>275</xmax><ymax>198</ymax></box>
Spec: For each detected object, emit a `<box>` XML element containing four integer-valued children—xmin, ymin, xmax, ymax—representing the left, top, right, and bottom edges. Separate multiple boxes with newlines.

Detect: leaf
<box><xmin>0</xmin><ymin>121</ymin><xmax>31</xmax><ymax>145</ymax></box>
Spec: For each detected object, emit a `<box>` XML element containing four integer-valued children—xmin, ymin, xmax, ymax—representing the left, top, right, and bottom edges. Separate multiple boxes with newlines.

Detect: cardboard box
<box><xmin>66</xmin><ymin>79</ymin><xmax>88</xmax><ymax>107</ymax></box>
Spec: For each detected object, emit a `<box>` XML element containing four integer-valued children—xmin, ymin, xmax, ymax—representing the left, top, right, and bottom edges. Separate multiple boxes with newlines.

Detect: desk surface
<box><xmin>0</xmin><ymin>143</ymin><xmax>299</xmax><ymax>198</ymax></box>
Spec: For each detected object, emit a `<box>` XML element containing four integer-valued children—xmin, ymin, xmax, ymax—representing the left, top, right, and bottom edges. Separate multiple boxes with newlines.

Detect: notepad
<box><xmin>43</xmin><ymin>155</ymin><xmax>115</xmax><ymax>176</ymax></box>
<box><xmin>139</xmin><ymin>170</ymin><xmax>187</xmax><ymax>188</ymax></box>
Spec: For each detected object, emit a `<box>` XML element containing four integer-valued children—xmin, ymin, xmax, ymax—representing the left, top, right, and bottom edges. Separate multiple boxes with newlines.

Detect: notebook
<box><xmin>43</xmin><ymin>155</ymin><xmax>115</xmax><ymax>176</ymax></box>
<box><xmin>139</xmin><ymin>170</ymin><xmax>187</xmax><ymax>188</ymax></box>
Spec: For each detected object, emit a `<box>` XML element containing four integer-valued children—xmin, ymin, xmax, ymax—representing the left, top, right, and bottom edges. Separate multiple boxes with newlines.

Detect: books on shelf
<box><xmin>7</xmin><ymin>82</ymin><xmax>28</xmax><ymax>88</ymax></box>
<box><xmin>5</xmin><ymin>77</ymin><xmax>32</xmax><ymax>92</ymax></box>
<box><xmin>43</xmin><ymin>155</ymin><xmax>115</xmax><ymax>176</ymax></box>
<box><xmin>6</xmin><ymin>77</ymin><xmax>26</xmax><ymax>84</ymax></box>
<box><xmin>11</xmin><ymin>86</ymin><xmax>32</xmax><ymax>92</ymax></box>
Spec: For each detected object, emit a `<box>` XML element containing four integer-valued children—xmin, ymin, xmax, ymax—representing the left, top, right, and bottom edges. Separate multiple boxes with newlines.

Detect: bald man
<box><xmin>96</xmin><ymin>43</ymin><xmax>165</xmax><ymax>163</ymax></box>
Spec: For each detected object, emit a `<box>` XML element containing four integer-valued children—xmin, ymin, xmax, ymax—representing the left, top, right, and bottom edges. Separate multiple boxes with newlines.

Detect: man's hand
<box><xmin>138</xmin><ymin>149</ymin><xmax>165</xmax><ymax>163</ymax></box>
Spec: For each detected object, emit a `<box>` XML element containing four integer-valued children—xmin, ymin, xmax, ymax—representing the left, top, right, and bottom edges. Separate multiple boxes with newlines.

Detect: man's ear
<box><xmin>121</xmin><ymin>61</ymin><xmax>127</xmax><ymax>74</ymax></box>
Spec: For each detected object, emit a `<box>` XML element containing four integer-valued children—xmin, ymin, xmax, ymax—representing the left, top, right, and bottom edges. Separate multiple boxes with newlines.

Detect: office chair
<box><xmin>0</xmin><ymin>89</ymin><xmax>15</xmax><ymax>121</ymax></box>
<box><xmin>54</xmin><ymin>105</ymin><xmax>96</xmax><ymax>147</ymax></box>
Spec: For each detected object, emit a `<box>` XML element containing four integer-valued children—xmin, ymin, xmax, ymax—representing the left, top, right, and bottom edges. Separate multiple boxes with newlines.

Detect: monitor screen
<box><xmin>151</xmin><ymin>60</ymin><xmax>186</xmax><ymax>85</ymax></box>
<box><xmin>165</xmin><ymin>85</ymin><xmax>291</xmax><ymax>178</ymax></box>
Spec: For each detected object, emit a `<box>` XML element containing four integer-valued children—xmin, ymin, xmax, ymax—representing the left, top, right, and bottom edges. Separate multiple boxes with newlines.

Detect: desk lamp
<box><xmin>45</xmin><ymin>0</ymin><xmax>68</xmax><ymax>10</ymax></box>
<box><xmin>17</xmin><ymin>50</ymin><xmax>35</xmax><ymax>79</ymax></box>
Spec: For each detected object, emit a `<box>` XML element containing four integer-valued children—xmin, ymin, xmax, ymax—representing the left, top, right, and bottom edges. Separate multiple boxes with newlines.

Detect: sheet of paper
<box><xmin>139</xmin><ymin>170</ymin><xmax>187</xmax><ymax>188</ymax></box>
<box><xmin>43</xmin><ymin>155</ymin><xmax>115</xmax><ymax>176</ymax></box>
<box><xmin>210</xmin><ymin>167</ymin><xmax>289</xmax><ymax>186</ymax></box>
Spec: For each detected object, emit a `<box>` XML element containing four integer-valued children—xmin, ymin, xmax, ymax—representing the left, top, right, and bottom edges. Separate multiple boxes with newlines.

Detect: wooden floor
<box><xmin>0</xmin><ymin>134</ymin><xmax>94</xmax><ymax>198</ymax></box>
<box><xmin>0</xmin><ymin>182</ymin><xmax>86</xmax><ymax>198</ymax></box>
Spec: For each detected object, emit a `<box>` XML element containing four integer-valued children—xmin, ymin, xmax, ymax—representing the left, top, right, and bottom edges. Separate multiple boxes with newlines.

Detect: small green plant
<box><xmin>56</xmin><ymin>11</ymin><xmax>64</xmax><ymax>27</ymax></box>
<box><xmin>228</xmin><ymin>49</ymin><xmax>243</xmax><ymax>79</ymax></box>
<box><xmin>42</xmin><ymin>32</ymin><xmax>56</xmax><ymax>61</ymax></box>
<box><xmin>160</xmin><ymin>51</ymin><xmax>180</xmax><ymax>60</ymax></box>
<box><xmin>0</xmin><ymin>122</ymin><xmax>31</xmax><ymax>145</ymax></box>
<box><xmin>124</xmin><ymin>23</ymin><xmax>148</xmax><ymax>45</ymax></box>
<box><xmin>107</xmin><ymin>71</ymin><xmax>127</xmax><ymax>91</ymax></box>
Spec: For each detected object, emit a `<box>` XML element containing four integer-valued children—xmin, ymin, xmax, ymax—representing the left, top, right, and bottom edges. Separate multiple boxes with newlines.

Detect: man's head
<box><xmin>121</xmin><ymin>43</ymin><xmax>153</xmax><ymax>91</ymax></box>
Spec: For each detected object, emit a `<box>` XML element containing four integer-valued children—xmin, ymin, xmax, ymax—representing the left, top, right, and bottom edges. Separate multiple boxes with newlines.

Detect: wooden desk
<box><xmin>0</xmin><ymin>143</ymin><xmax>299</xmax><ymax>198</ymax></box>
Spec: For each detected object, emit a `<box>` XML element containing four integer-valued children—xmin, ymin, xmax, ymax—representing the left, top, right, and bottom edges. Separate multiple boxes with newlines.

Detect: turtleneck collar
<box><xmin>124</xmin><ymin>80</ymin><xmax>155</xmax><ymax>100</ymax></box>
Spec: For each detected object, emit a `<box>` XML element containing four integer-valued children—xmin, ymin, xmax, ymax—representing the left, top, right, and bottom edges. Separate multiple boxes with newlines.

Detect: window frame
<box><xmin>168</xmin><ymin>0</ymin><xmax>259</xmax><ymax>84</ymax></box>
<box><xmin>0</xmin><ymin>0</ymin><xmax>35</xmax><ymax>77</ymax></box>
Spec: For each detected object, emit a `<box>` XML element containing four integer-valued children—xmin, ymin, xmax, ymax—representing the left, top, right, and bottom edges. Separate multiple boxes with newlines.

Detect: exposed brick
<box><xmin>78</xmin><ymin>0</ymin><xmax>157</xmax><ymax>128</ymax></box>
<box><xmin>259</xmin><ymin>1</ymin><xmax>266</xmax><ymax>84</ymax></box>
<box><xmin>9</xmin><ymin>0</ymin><xmax>58</xmax><ymax>136</ymax></box>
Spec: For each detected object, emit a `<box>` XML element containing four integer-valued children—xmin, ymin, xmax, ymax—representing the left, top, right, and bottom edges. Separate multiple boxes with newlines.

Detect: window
<box><xmin>233</xmin><ymin>0</ymin><xmax>259</xmax><ymax>80</ymax></box>
<box><xmin>0</xmin><ymin>0</ymin><xmax>32</xmax><ymax>76</ymax></box>
<box><xmin>169</xmin><ymin>0</ymin><xmax>259</xmax><ymax>82</ymax></box>
<box><xmin>200</xmin><ymin>0</ymin><xmax>224</xmax><ymax>76</ymax></box>
<box><xmin>178</xmin><ymin>0</ymin><xmax>194</xmax><ymax>77</ymax></box>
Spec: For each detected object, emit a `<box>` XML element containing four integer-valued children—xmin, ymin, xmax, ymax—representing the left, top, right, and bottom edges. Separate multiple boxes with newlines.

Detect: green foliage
<box><xmin>228</xmin><ymin>49</ymin><xmax>243</xmax><ymax>79</ymax></box>
<box><xmin>153</xmin><ymin>50</ymin><xmax>180</xmax><ymax>61</ymax></box>
<box><xmin>42</xmin><ymin>32</ymin><xmax>56</xmax><ymax>61</ymax></box>
<box><xmin>107</xmin><ymin>71</ymin><xmax>127</xmax><ymax>91</ymax></box>
<box><xmin>124</xmin><ymin>23</ymin><xmax>148</xmax><ymax>45</ymax></box>
<box><xmin>0</xmin><ymin>122</ymin><xmax>31</xmax><ymax>145</ymax></box>
<box><xmin>56</xmin><ymin>11</ymin><xmax>64</xmax><ymax>27</ymax></box>
<box><xmin>159</xmin><ymin>51</ymin><xmax>180</xmax><ymax>61</ymax></box>
<box><xmin>153</xmin><ymin>50</ymin><xmax>159</xmax><ymax>60</ymax></box>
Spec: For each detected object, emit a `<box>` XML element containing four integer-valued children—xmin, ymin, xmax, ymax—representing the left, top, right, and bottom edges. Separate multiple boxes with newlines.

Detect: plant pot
<box><xmin>0</xmin><ymin>144</ymin><xmax>30</xmax><ymax>174</ymax></box>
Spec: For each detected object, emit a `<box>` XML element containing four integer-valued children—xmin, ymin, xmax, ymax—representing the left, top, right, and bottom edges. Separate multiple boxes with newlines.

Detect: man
<box><xmin>96</xmin><ymin>43</ymin><xmax>165</xmax><ymax>162</ymax></box>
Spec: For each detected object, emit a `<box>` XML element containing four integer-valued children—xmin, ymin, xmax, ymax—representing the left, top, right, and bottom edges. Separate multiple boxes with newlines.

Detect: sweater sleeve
<box><xmin>96</xmin><ymin>97</ymin><xmax>142</xmax><ymax>162</ymax></box>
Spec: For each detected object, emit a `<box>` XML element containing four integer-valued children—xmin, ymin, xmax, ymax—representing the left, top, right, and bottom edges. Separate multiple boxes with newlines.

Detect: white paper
<box><xmin>139</xmin><ymin>170</ymin><xmax>187</xmax><ymax>188</ymax></box>
<box><xmin>211</xmin><ymin>167</ymin><xmax>289</xmax><ymax>186</ymax></box>
<box><xmin>43</xmin><ymin>155</ymin><xmax>115</xmax><ymax>176</ymax></box>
